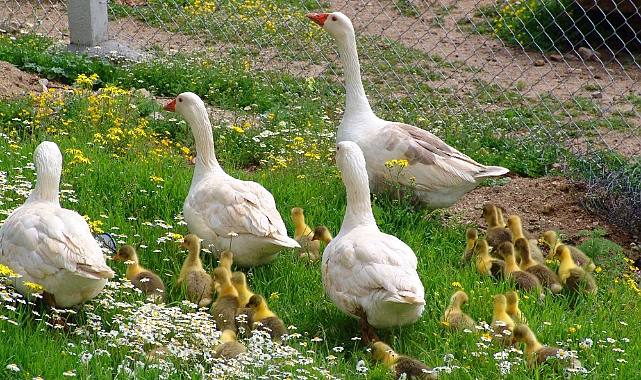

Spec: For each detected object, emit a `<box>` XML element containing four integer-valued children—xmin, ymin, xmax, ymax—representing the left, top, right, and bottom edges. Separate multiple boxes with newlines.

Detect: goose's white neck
<box><xmin>27</xmin><ymin>160</ymin><xmax>61</xmax><ymax>206</ymax></box>
<box><xmin>335</xmin><ymin>30</ymin><xmax>376</xmax><ymax>126</ymax></box>
<box><xmin>184</xmin><ymin>104</ymin><xmax>226</xmax><ymax>185</ymax></box>
<box><xmin>340</xmin><ymin>159</ymin><xmax>377</xmax><ymax>231</ymax></box>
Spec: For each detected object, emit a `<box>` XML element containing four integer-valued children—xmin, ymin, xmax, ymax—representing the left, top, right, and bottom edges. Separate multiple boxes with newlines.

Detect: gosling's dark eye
<box><xmin>178</xmin><ymin>97</ymin><xmax>183</xmax><ymax>102</ymax></box>
<box><xmin>332</xmin><ymin>15</ymin><xmax>337</xmax><ymax>21</ymax></box>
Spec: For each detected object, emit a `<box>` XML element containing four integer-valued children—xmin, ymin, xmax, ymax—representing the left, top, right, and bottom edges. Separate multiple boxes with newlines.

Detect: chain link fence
<box><xmin>2</xmin><ymin>0</ymin><xmax>640</xmax><ymax>239</ymax></box>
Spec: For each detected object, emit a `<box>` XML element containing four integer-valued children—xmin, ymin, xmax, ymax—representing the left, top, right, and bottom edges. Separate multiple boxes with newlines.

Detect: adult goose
<box><xmin>307</xmin><ymin>12</ymin><xmax>509</xmax><ymax>210</ymax></box>
<box><xmin>322</xmin><ymin>141</ymin><xmax>425</xmax><ymax>344</ymax></box>
<box><xmin>163</xmin><ymin>92</ymin><xmax>300</xmax><ymax>267</ymax></box>
<box><xmin>0</xmin><ymin>141</ymin><xmax>114</xmax><ymax>308</ymax></box>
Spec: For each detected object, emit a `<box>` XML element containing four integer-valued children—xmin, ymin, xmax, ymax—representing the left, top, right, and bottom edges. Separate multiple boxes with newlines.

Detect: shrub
<box><xmin>491</xmin><ymin>0</ymin><xmax>579</xmax><ymax>53</ymax></box>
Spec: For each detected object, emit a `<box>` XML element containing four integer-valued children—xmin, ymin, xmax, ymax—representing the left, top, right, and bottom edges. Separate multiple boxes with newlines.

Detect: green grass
<box><xmin>0</xmin><ymin>8</ymin><xmax>639</xmax><ymax>378</ymax></box>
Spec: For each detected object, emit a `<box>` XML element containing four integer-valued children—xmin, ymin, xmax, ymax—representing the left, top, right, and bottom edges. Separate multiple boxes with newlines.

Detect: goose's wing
<box><xmin>376</xmin><ymin>122</ymin><xmax>508</xmax><ymax>189</ymax></box>
<box><xmin>0</xmin><ymin>204</ymin><xmax>114</xmax><ymax>282</ymax></box>
<box><xmin>325</xmin><ymin>229</ymin><xmax>423</xmax><ymax>305</ymax></box>
<box><xmin>186</xmin><ymin>177</ymin><xmax>289</xmax><ymax>239</ymax></box>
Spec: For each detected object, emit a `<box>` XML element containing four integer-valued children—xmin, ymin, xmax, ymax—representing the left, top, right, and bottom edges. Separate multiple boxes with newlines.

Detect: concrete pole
<box><xmin>67</xmin><ymin>0</ymin><xmax>109</xmax><ymax>48</ymax></box>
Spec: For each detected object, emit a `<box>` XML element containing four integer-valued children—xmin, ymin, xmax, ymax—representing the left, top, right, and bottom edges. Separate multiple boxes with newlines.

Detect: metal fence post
<box><xmin>67</xmin><ymin>0</ymin><xmax>109</xmax><ymax>51</ymax></box>
<box><xmin>66</xmin><ymin>0</ymin><xmax>146</xmax><ymax>60</ymax></box>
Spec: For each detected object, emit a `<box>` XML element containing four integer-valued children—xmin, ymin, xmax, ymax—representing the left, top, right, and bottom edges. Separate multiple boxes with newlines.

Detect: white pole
<box><xmin>67</xmin><ymin>0</ymin><xmax>109</xmax><ymax>50</ymax></box>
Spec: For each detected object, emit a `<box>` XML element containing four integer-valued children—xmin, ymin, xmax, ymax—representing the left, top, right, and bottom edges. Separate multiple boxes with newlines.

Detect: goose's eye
<box><xmin>178</xmin><ymin>97</ymin><xmax>183</xmax><ymax>102</ymax></box>
<box><xmin>332</xmin><ymin>15</ymin><xmax>337</xmax><ymax>21</ymax></box>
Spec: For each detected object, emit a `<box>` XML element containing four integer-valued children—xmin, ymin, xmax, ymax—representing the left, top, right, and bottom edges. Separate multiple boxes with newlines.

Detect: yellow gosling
<box><xmin>506</xmin><ymin>214</ymin><xmax>545</xmax><ymax>263</ymax></box>
<box><xmin>543</xmin><ymin>230</ymin><xmax>596</xmax><ymax>272</ymax></box>
<box><xmin>112</xmin><ymin>245</ymin><xmax>165</xmax><ymax>302</ymax></box>
<box><xmin>491</xmin><ymin>294</ymin><xmax>515</xmax><ymax>345</ymax></box>
<box><xmin>371</xmin><ymin>341</ymin><xmax>437</xmax><ymax>379</ymax></box>
<box><xmin>211</xmin><ymin>267</ymin><xmax>239</xmax><ymax>332</ymax></box>
<box><xmin>462</xmin><ymin>227</ymin><xmax>478</xmax><ymax>264</ymax></box>
<box><xmin>291</xmin><ymin>207</ymin><xmax>313</xmax><ymax>240</ymax></box>
<box><xmin>482</xmin><ymin>204</ymin><xmax>513</xmax><ymax>254</ymax></box>
<box><xmin>442</xmin><ymin>290</ymin><xmax>476</xmax><ymax>332</ymax></box>
<box><xmin>474</xmin><ymin>239</ymin><xmax>505</xmax><ymax>279</ymax></box>
<box><xmin>554</xmin><ymin>244</ymin><xmax>598</xmax><ymax>297</ymax></box>
<box><xmin>505</xmin><ymin>290</ymin><xmax>527</xmax><ymax>324</ymax></box>
<box><xmin>246</xmin><ymin>294</ymin><xmax>287</xmax><ymax>343</ymax></box>
<box><xmin>178</xmin><ymin>234</ymin><xmax>213</xmax><ymax>307</ymax></box>
<box><xmin>497</xmin><ymin>242</ymin><xmax>542</xmax><ymax>294</ymax></box>
<box><xmin>213</xmin><ymin>329</ymin><xmax>246</xmax><ymax>359</ymax></box>
<box><xmin>512</xmin><ymin>324</ymin><xmax>582</xmax><ymax>370</ymax></box>
<box><xmin>515</xmin><ymin>237</ymin><xmax>562</xmax><ymax>294</ymax></box>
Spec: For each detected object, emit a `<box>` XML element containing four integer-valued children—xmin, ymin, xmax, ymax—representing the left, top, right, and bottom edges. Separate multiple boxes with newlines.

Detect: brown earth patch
<box><xmin>447</xmin><ymin>175</ymin><xmax>636</xmax><ymax>255</ymax></box>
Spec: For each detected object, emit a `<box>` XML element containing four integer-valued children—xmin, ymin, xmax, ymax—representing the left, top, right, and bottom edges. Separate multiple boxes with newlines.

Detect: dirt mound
<box><xmin>0</xmin><ymin>61</ymin><xmax>44</xmax><ymax>99</ymax></box>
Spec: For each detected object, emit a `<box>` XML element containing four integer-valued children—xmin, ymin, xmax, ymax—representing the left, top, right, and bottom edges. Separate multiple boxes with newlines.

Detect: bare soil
<box><xmin>447</xmin><ymin>175</ymin><xmax>635</xmax><ymax>252</ymax></box>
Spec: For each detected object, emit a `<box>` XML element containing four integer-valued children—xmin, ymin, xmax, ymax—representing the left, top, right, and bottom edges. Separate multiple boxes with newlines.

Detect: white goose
<box><xmin>307</xmin><ymin>12</ymin><xmax>509</xmax><ymax>210</ymax></box>
<box><xmin>163</xmin><ymin>92</ymin><xmax>300</xmax><ymax>267</ymax></box>
<box><xmin>0</xmin><ymin>141</ymin><xmax>114</xmax><ymax>308</ymax></box>
<box><xmin>322</xmin><ymin>141</ymin><xmax>425</xmax><ymax>343</ymax></box>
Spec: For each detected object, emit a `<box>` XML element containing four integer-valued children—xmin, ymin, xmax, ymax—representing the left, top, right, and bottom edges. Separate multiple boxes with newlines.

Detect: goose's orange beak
<box><xmin>163</xmin><ymin>98</ymin><xmax>176</xmax><ymax>112</ymax></box>
<box><xmin>307</xmin><ymin>13</ymin><xmax>329</xmax><ymax>27</ymax></box>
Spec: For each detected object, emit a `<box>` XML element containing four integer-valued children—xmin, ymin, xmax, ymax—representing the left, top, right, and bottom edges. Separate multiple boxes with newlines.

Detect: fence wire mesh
<box><xmin>2</xmin><ymin>0</ymin><xmax>640</xmax><ymax>239</ymax></box>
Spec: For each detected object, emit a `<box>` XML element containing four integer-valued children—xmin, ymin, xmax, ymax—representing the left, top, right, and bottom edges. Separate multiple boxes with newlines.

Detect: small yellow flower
<box><xmin>230</xmin><ymin>125</ymin><xmax>245</xmax><ymax>133</ymax></box>
<box><xmin>149</xmin><ymin>175</ymin><xmax>165</xmax><ymax>184</ymax></box>
<box><xmin>0</xmin><ymin>264</ymin><xmax>19</xmax><ymax>278</ymax></box>
<box><xmin>270</xmin><ymin>292</ymin><xmax>280</xmax><ymax>299</ymax></box>
<box><xmin>24</xmin><ymin>281</ymin><xmax>45</xmax><ymax>293</ymax></box>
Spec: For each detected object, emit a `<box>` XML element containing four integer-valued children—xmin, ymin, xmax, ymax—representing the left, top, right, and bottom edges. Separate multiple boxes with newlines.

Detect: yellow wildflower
<box><xmin>0</xmin><ymin>264</ymin><xmax>19</xmax><ymax>278</ymax></box>
<box><xmin>24</xmin><ymin>282</ymin><xmax>45</xmax><ymax>293</ymax></box>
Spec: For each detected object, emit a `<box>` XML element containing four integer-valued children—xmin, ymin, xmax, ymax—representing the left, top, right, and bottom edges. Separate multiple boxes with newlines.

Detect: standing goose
<box><xmin>307</xmin><ymin>12</ymin><xmax>509</xmax><ymax>210</ymax></box>
<box><xmin>321</xmin><ymin>141</ymin><xmax>425</xmax><ymax>344</ymax></box>
<box><xmin>163</xmin><ymin>92</ymin><xmax>300</xmax><ymax>267</ymax></box>
<box><xmin>0</xmin><ymin>141</ymin><xmax>114</xmax><ymax>308</ymax></box>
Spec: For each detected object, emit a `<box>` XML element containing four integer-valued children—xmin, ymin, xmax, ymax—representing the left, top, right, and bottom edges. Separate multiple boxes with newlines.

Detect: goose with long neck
<box><xmin>322</xmin><ymin>141</ymin><xmax>425</xmax><ymax>344</ymax></box>
<box><xmin>163</xmin><ymin>92</ymin><xmax>300</xmax><ymax>267</ymax></box>
<box><xmin>307</xmin><ymin>12</ymin><xmax>509</xmax><ymax>210</ymax></box>
<box><xmin>0</xmin><ymin>141</ymin><xmax>114</xmax><ymax>308</ymax></box>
